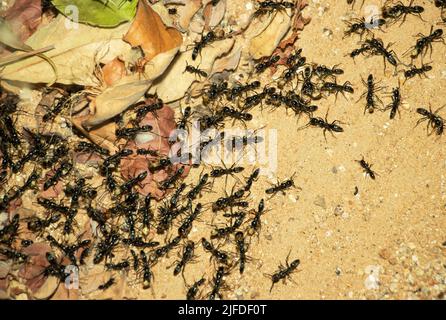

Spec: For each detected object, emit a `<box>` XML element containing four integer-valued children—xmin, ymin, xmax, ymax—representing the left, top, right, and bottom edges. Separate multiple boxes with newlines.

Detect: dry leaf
<box><xmin>249</xmin><ymin>10</ymin><xmax>292</xmax><ymax>59</ymax></box>
<box><xmin>71</xmin><ymin>115</ymin><xmax>119</xmax><ymax>153</ymax></box>
<box><xmin>82</xmin><ymin>80</ymin><xmax>151</xmax><ymax>130</ymax></box>
<box><xmin>102</xmin><ymin>58</ymin><xmax>126</xmax><ymax>87</ymax></box>
<box><xmin>0</xmin><ymin>15</ymin><xmax>132</xmax><ymax>85</ymax></box>
<box><xmin>276</xmin><ymin>0</ymin><xmax>310</xmax><ymax>50</ymax></box>
<box><xmin>176</xmin><ymin>0</ymin><xmax>202</xmax><ymax>31</ymax></box>
<box><xmin>82</xmin><ymin>46</ymin><xmax>179</xmax><ymax>130</ymax></box>
<box><xmin>123</xmin><ymin>0</ymin><xmax>183</xmax><ymax>62</ymax></box>
<box><xmin>211</xmin><ymin>43</ymin><xmax>242</xmax><ymax>74</ymax></box>
<box><xmin>2</xmin><ymin>0</ymin><xmax>42</xmax><ymax>42</ymax></box>
<box><xmin>203</xmin><ymin>0</ymin><xmax>226</xmax><ymax>30</ymax></box>
<box><xmin>149</xmin><ymin>37</ymin><xmax>235</xmax><ymax>102</ymax></box>
<box><xmin>33</xmin><ymin>276</ymin><xmax>59</xmax><ymax>300</ymax></box>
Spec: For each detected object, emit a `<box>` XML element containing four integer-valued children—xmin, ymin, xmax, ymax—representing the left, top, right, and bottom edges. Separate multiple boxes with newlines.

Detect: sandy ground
<box><xmin>148</xmin><ymin>0</ymin><xmax>446</xmax><ymax>300</ymax></box>
<box><xmin>2</xmin><ymin>0</ymin><xmax>446</xmax><ymax>300</ymax></box>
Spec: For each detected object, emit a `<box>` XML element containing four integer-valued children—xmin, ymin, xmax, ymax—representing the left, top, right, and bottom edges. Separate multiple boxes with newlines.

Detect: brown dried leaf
<box><xmin>176</xmin><ymin>0</ymin><xmax>202</xmax><ymax>31</ymax></box>
<box><xmin>276</xmin><ymin>0</ymin><xmax>310</xmax><ymax>50</ymax></box>
<box><xmin>249</xmin><ymin>10</ymin><xmax>292</xmax><ymax>59</ymax></box>
<box><xmin>203</xmin><ymin>0</ymin><xmax>226</xmax><ymax>30</ymax></box>
<box><xmin>1</xmin><ymin>0</ymin><xmax>42</xmax><ymax>42</ymax></box>
<box><xmin>123</xmin><ymin>1</ymin><xmax>183</xmax><ymax>62</ymax></box>
<box><xmin>149</xmin><ymin>37</ymin><xmax>235</xmax><ymax>102</ymax></box>
<box><xmin>211</xmin><ymin>43</ymin><xmax>242</xmax><ymax>74</ymax></box>
<box><xmin>102</xmin><ymin>58</ymin><xmax>126</xmax><ymax>87</ymax></box>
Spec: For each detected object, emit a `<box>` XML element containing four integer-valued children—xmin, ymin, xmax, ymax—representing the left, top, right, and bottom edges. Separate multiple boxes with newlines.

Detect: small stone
<box><xmin>331</xmin><ymin>166</ymin><xmax>338</xmax><ymax>174</ymax></box>
<box><xmin>333</xmin><ymin>205</ymin><xmax>344</xmax><ymax>216</ymax></box>
<box><xmin>265</xmin><ymin>234</ymin><xmax>272</xmax><ymax>241</ymax></box>
<box><xmin>365</xmin><ymin>274</ymin><xmax>380</xmax><ymax>290</ymax></box>
<box><xmin>335</xmin><ymin>267</ymin><xmax>342</xmax><ymax>276</ymax></box>
<box><xmin>250</xmin><ymin>291</ymin><xmax>260</xmax><ymax>299</ymax></box>
<box><xmin>314</xmin><ymin>195</ymin><xmax>326</xmax><ymax>209</ymax></box>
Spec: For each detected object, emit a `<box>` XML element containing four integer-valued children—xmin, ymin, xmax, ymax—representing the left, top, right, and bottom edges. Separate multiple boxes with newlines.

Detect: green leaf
<box><xmin>51</xmin><ymin>0</ymin><xmax>139</xmax><ymax>28</ymax></box>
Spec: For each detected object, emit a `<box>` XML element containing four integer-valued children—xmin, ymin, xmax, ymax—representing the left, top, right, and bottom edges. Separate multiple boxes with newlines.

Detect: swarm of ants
<box><xmin>0</xmin><ymin>0</ymin><xmax>445</xmax><ymax>300</ymax></box>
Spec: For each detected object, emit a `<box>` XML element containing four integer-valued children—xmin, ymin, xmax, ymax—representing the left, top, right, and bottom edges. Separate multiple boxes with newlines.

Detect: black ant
<box><xmin>212</xmin><ymin>188</ymin><xmax>248</xmax><ymax>212</ymax></box>
<box><xmin>282</xmin><ymin>57</ymin><xmax>306</xmax><ymax>82</ymax></box>
<box><xmin>265</xmin><ymin>174</ymin><xmax>297</xmax><ymax>197</ymax></box>
<box><xmin>416</xmin><ymin>106</ymin><xmax>444</xmax><ymax>136</ymax></box>
<box><xmin>320</xmin><ymin>80</ymin><xmax>354</xmax><ymax>100</ymax></box>
<box><xmin>227</xmin><ymin>81</ymin><xmax>261</xmax><ymax>101</ymax></box>
<box><xmin>435</xmin><ymin>0</ymin><xmax>446</xmax><ymax>22</ymax></box>
<box><xmin>244</xmin><ymin>168</ymin><xmax>260</xmax><ymax>192</ymax></box>
<box><xmin>168</xmin><ymin>8</ymin><xmax>177</xmax><ymax>15</ymax></box>
<box><xmin>243</xmin><ymin>86</ymin><xmax>276</xmax><ymax>111</ymax></box>
<box><xmin>306</xmin><ymin>112</ymin><xmax>344</xmax><ymax>141</ymax></box>
<box><xmin>150</xmin><ymin>236</ymin><xmax>181</xmax><ymax>263</ymax></box>
<box><xmin>358</xmin><ymin>74</ymin><xmax>384</xmax><ymax>114</ymax></box>
<box><xmin>0</xmin><ymin>214</ymin><xmax>19</xmax><ymax>246</ymax></box>
<box><xmin>115</xmin><ymin>125</ymin><xmax>153</xmax><ymax>140</ymax></box>
<box><xmin>255</xmin><ymin>55</ymin><xmax>280</xmax><ymax>74</ymax></box>
<box><xmin>41</xmin><ymin>94</ymin><xmax>70</xmax><ymax>123</ymax></box>
<box><xmin>254</xmin><ymin>0</ymin><xmax>295</xmax><ymax>18</ymax></box>
<box><xmin>343</xmin><ymin>16</ymin><xmax>386</xmax><ymax>39</ymax></box>
<box><xmin>98</xmin><ymin>277</ymin><xmax>115</xmax><ymax>291</ymax></box>
<box><xmin>43</xmin><ymin>161</ymin><xmax>72</xmax><ymax>191</ymax></box>
<box><xmin>235</xmin><ymin>231</ymin><xmax>249</xmax><ymax>274</ymax></box>
<box><xmin>363</xmin><ymin>37</ymin><xmax>398</xmax><ymax>69</ymax></box>
<box><xmin>406</xmin><ymin>26</ymin><xmax>444</xmax><ymax>60</ymax></box>
<box><xmin>191</xmin><ymin>31</ymin><xmax>216</xmax><ymax>61</ymax></box>
<box><xmin>134</xmin><ymin>100</ymin><xmax>164</xmax><ymax>122</ymax></box>
<box><xmin>201</xmin><ymin>237</ymin><xmax>229</xmax><ymax>265</ymax></box>
<box><xmin>139</xmin><ymin>250</ymin><xmax>154</xmax><ymax>289</ymax></box>
<box><xmin>149</xmin><ymin>157</ymin><xmax>172</xmax><ymax>173</ymax></box>
<box><xmin>186</xmin><ymin>278</ymin><xmax>205</xmax><ymax>300</ymax></box>
<box><xmin>210</xmin><ymin>212</ymin><xmax>246</xmax><ymax>240</ymax></box>
<box><xmin>120</xmin><ymin>171</ymin><xmax>148</xmax><ymax>193</ymax></box>
<box><xmin>221</xmin><ymin>106</ymin><xmax>253</xmax><ymax>126</ymax></box>
<box><xmin>301</xmin><ymin>67</ymin><xmax>322</xmax><ymax>100</ymax></box>
<box><xmin>103</xmin><ymin>149</ymin><xmax>133</xmax><ymax>169</ymax></box>
<box><xmin>187</xmin><ymin>173</ymin><xmax>210</xmax><ymax>201</ymax></box>
<box><xmin>74</xmin><ymin>141</ymin><xmax>110</xmax><ymax>157</ymax></box>
<box><xmin>248</xmin><ymin>199</ymin><xmax>267</xmax><ymax>236</ymax></box>
<box><xmin>349</xmin><ymin>45</ymin><xmax>371</xmax><ymax>61</ymax></box>
<box><xmin>382</xmin><ymin>0</ymin><xmax>425</xmax><ymax>26</ymax></box>
<box><xmin>385</xmin><ymin>84</ymin><xmax>402</xmax><ymax>119</ymax></box>
<box><xmin>160</xmin><ymin>166</ymin><xmax>185</xmax><ymax>190</ymax></box>
<box><xmin>177</xmin><ymin>106</ymin><xmax>193</xmax><ymax>131</ymax></box>
<box><xmin>178</xmin><ymin>203</ymin><xmax>202</xmax><ymax>238</ymax></box>
<box><xmin>203</xmin><ymin>81</ymin><xmax>228</xmax><ymax>105</ymax></box>
<box><xmin>93</xmin><ymin>231</ymin><xmax>120</xmax><ymax>264</ymax></box>
<box><xmin>313</xmin><ymin>64</ymin><xmax>344</xmax><ymax>80</ymax></box>
<box><xmin>0</xmin><ymin>247</ymin><xmax>28</xmax><ymax>264</ymax></box>
<box><xmin>208</xmin><ymin>266</ymin><xmax>228</xmax><ymax>300</ymax></box>
<box><xmin>26</xmin><ymin>212</ymin><xmax>62</xmax><ymax>234</ymax></box>
<box><xmin>265</xmin><ymin>251</ymin><xmax>300</xmax><ymax>292</ymax></box>
<box><xmin>403</xmin><ymin>63</ymin><xmax>432</xmax><ymax>82</ymax></box>
<box><xmin>356</xmin><ymin>156</ymin><xmax>377</xmax><ymax>180</ymax></box>
<box><xmin>286</xmin><ymin>48</ymin><xmax>303</xmax><ymax>66</ymax></box>
<box><xmin>173</xmin><ymin>241</ymin><xmax>195</xmax><ymax>277</ymax></box>
<box><xmin>184</xmin><ymin>62</ymin><xmax>208</xmax><ymax>78</ymax></box>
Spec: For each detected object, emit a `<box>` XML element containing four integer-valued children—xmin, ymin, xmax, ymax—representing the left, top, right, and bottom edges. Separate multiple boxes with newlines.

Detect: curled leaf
<box><xmin>123</xmin><ymin>0</ymin><xmax>183</xmax><ymax>62</ymax></box>
<box><xmin>249</xmin><ymin>10</ymin><xmax>292</xmax><ymax>59</ymax></box>
<box><xmin>102</xmin><ymin>57</ymin><xmax>126</xmax><ymax>87</ymax></box>
<box><xmin>149</xmin><ymin>37</ymin><xmax>235</xmax><ymax>102</ymax></box>
<box><xmin>211</xmin><ymin>43</ymin><xmax>242</xmax><ymax>74</ymax></box>
<box><xmin>203</xmin><ymin>0</ymin><xmax>226</xmax><ymax>30</ymax></box>
<box><xmin>0</xmin><ymin>15</ymin><xmax>132</xmax><ymax>85</ymax></box>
